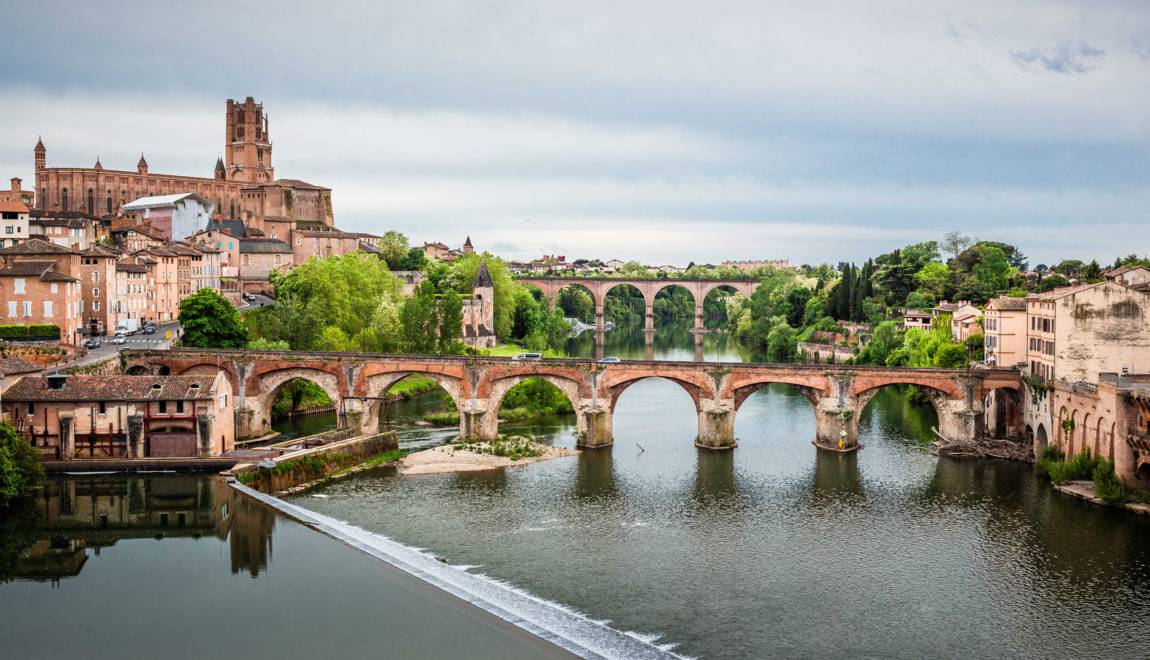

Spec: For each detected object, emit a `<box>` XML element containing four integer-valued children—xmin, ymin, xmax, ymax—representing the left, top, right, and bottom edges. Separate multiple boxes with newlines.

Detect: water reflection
<box><xmin>1</xmin><ymin>476</ymin><xmax>275</xmax><ymax>583</ymax></box>
<box><xmin>691</xmin><ymin>450</ymin><xmax>737</xmax><ymax>505</ymax></box>
<box><xmin>570</xmin><ymin>448</ymin><xmax>619</xmax><ymax>502</ymax></box>
<box><xmin>807</xmin><ymin>451</ymin><xmax>863</xmax><ymax>503</ymax></box>
<box><xmin>565</xmin><ymin>322</ymin><xmax>753</xmax><ymax>362</ymax></box>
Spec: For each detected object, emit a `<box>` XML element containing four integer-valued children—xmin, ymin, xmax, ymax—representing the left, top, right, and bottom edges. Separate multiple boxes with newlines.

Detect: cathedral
<box><xmin>32</xmin><ymin>97</ymin><xmax>334</xmax><ymax>234</ymax></box>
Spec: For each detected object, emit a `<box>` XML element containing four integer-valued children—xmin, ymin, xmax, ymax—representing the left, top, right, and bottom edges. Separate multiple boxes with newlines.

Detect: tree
<box><xmin>766</xmin><ymin>322</ymin><xmax>798</xmax><ymax>362</ymax></box>
<box><xmin>973</xmin><ymin>245</ymin><xmax>1011</xmax><ymax>293</ymax></box>
<box><xmin>437</xmin><ymin>290</ymin><xmax>464</xmax><ymax>354</ymax></box>
<box><xmin>914</xmin><ymin>262</ymin><xmax>951</xmax><ymax>299</ymax></box>
<box><xmin>964</xmin><ymin>333</ymin><xmax>985</xmax><ymax>361</ymax></box>
<box><xmin>0</xmin><ymin>421</ymin><xmax>43</xmax><ymax>508</ymax></box>
<box><xmin>934</xmin><ymin>343</ymin><xmax>968</xmax><ymax>369</ymax></box>
<box><xmin>377</xmin><ymin>231</ymin><xmax>410</xmax><ymax>270</ymax></box>
<box><xmin>942</xmin><ymin>231</ymin><xmax>973</xmax><ymax>259</ymax></box>
<box><xmin>179</xmin><ymin>289</ymin><xmax>248</xmax><ymax>348</ymax></box>
<box><xmin>859</xmin><ymin>320</ymin><xmax>903</xmax><ymax>365</ymax></box>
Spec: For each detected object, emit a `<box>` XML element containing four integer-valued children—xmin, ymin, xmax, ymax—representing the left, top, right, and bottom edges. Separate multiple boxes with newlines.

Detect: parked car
<box><xmin>242</xmin><ymin>293</ymin><xmax>256</xmax><ymax>302</ymax></box>
<box><xmin>111</xmin><ymin>333</ymin><xmax>127</xmax><ymax>345</ymax></box>
<box><xmin>511</xmin><ymin>352</ymin><xmax>543</xmax><ymax>361</ymax></box>
<box><xmin>142</xmin><ymin>324</ymin><xmax>156</xmax><ymax>335</ymax></box>
<box><xmin>84</xmin><ymin>337</ymin><xmax>102</xmax><ymax>349</ymax></box>
<box><xmin>597</xmin><ymin>356</ymin><xmax>622</xmax><ymax>363</ymax></box>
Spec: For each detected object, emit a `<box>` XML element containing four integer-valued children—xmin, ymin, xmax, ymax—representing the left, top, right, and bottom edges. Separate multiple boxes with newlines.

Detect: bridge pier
<box><xmin>814</xmin><ymin>399</ymin><xmax>861</xmax><ymax>452</ymax></box>
<box><xmin>577</xmin><ymin>404</ymin><xmax>613</xmax><ymax>448</ymax></box>
<box><xmin>936</xmin><ymin>398</ymin><xmax>984</xmax><ymax>445</ymax></box>
<box><xmin>644</xmin><ymin>301</ymin><xmax>655</xmax><ymax>333</ymax></box>
<box><xmin>694</xmin><ymin>333</ymin><xmax>704</xmax><ymax>362</ymax></box>
<box><xmin>693</xmin><ymin>302</ymin><xmax>704</xmax><ymax>335</ymax></box>
<box><xmin>460</xmin><ymin>401</ymin><xmax>500</xmax><ymax>442</ymax></box>
<box><xmin>595</xmin><ymin>303</ymin><xmax>605</xmax><ymax>334</ymax></box>
<box><xmin>696</xmin><ymin>399</ymin><xmax>737</xmax><ymax>450</ymax></box>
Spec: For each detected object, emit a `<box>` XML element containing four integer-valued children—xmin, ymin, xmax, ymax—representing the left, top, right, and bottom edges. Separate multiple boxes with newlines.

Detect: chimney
<box><xmin>46</xmin><ymin>374</ymin><xmax>67</xmax><ymax>390</ymax></box>
<box><xmin>10</xmin><ymin>177</ymin><xmax>21</xmax><ymax>193</ymax></box>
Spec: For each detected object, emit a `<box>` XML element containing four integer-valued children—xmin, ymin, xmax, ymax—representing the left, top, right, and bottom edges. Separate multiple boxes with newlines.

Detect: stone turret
<box><xmin>463</xmin><ymin>235</ymin><xmax>475</xmax><ymax>255</ymax></box>
<box><xmin>34</xmin><ymin>136</ymin><xmax>45</xmax><ymax>171</ymax></box>
<box><xmin>214</xmin><ymin>156</ymin><xmax>226</xmax><ymax>180</ymax></box>
<box><xmin>137</xmin><ymin>153</ymin><xmax>149</xmax><ymax>174</ymax></box>
<box><xmin>462</xmin><ymin>257</ymin><xmax>496</xmax><ymax>348</ymax></box>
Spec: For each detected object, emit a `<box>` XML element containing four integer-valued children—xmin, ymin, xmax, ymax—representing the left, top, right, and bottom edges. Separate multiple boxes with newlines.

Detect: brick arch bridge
<box><xmin>517</xmin><ymin>278</ymin><xmax>759</xmax><ymax>334</ymax></box>
<box><xmin>123</xmin><ymin>349</ymin><xmax>1021</xmax><ymax>452</ymax></box>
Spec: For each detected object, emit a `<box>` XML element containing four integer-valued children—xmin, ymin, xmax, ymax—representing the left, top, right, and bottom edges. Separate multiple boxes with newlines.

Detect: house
<box><xmin>78</xmin><ymin>244</ymin><xmax>122</xmax><ymax>336</ymax></box>
<box><xmin>239</xmin><ymin>239</ymin><xmax>292</xmax><ymax>291</ymax></box>
<box><xmin>0</xmin><ymin>357</ymin><xmax>41</xmax><ymax>393</ymax></box>
<box><xmin>113</xmin><ymin>258</ymin><xmax>155</xmax><ymax>326</ymax></box>
<box><xmin>0</xmin><ymin>239</ymin><xmax>83</xmax><ymax>344</ymax></box>
<box><xmin>422</xmin><ymin>241</ymin><xmax>452</xmax><ymax>261</ymax></box>
<box><xmin>950</xmin><ymin>311</ymin><xmax>982</xmax><ymax>343</ymax></box>
<box><xmin>121</xmin><ymin>193</ymin><xmax>214</xmax><ymax>242</ymax></box>
<box><xmin>604</xmin><ymin>258</ymin><xmax>625</xmax><ymax>272</ymax></box>
<box><xmin>133</xmin><ymin>246</ymin><xmax>180</xmax><ymax>322</ymax></box>
<box><xmin>0</xmin><ymin>201</ymin><xmax>30</xmax><ymax>249</ymax></box>
<box><xmin>983</xmin><ymin>296</ymin><xmax>1027</xmax><ymax>368</ymax></box>
<box><xmin>902</xmin><ymin>308</ymin><xmax>933</xmax><ymax>331</ymax></box>
<box><xmin>1105</xmin><ymin>264</ymin><xmax>1150</xmax><ymax>291</ymax></box>
<box><xmin>3</xmin><ymin>373</ymin><xmax>235</xmax><ymax>459</ymax></box>
<box><xmin>0</xmin><ymin>177</ymin><xmax>35</xmax><ymax>208</ymax></box>
<box><xmin>111</xmin><ymin>222</ymin><xmax>167</xmax><ymax>253</ymax></box>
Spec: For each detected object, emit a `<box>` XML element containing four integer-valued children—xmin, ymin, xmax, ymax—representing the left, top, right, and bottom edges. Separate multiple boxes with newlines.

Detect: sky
<box><xmin>1</xmin><ymin>0</ymin><xmax>1148</xmax><ymax>267</ymax></box>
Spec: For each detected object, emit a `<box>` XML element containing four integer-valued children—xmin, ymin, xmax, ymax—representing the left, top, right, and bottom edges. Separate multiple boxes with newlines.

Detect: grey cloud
<box><xmin>1009</xmin><ymin>41</ymin><xmax>1106</xmax><ymax>74</ymax></box>
<box><xmin>1133</xmin><ymin>37</ymin><xmax>1150</xmax><ymax>60</ymax></box>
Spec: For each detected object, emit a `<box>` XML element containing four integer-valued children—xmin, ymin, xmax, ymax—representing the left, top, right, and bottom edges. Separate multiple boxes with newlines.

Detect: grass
<box><xmin>361</xmin><ymin>449</ymin><xmax>410</xmax><ymax>467</ymax></box>
<box><xmin>236</xmin><ymin>448</ymin><xmax>409</xmax><ymax>487</ymax></box>
<box><xmin>450</xmin><ymin>436</ymin><xmax>546</xmax><ymax>461</ymax></box>
<box><xmin>1036</xmin><ymin>446</ymin><xmax>1146</xmax><ymax>507</ymax></box>
<box><xmin>423</xmin><ymin>411</ymin><xmax>461</xmax><ymax>425</ymax></box>
<box><xmin>421</xmin><ymin>407</ymin><xmax>564</xmax><ymax>426</ymax></box>
<box><xmin>386</xmin><ymin>375</ymin><xmax>439</xmax><ymax>398</ymax></box>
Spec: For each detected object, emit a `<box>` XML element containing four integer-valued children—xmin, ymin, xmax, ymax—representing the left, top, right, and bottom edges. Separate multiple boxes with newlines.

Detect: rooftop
<box><xmin>5</xmin><ymin>374</ymin><xmax>219</xmax><ymax>402</ymax></box>
<box><xmin>122</xmin><ymin>193</ymin><xmax>211</xmax><ymax>210</ymax></box>
<box><xmin>0</xmin><ymin>237</ymin><xmax>73</xmax><ymax>256</ymax></box>
<box><xmin>0</xmin><ymin>201</ymin><xmax>29</xmax><ymax>213</ymax></box>
<box><xmin>986</xmin><ymin>296</ymin><xmax>1027</xmax><ymax>311</ymax></box>
<box><xmin>239</xmin><ymin>239</ymin><xmax>292</xmax><ymax>254</ymax></box>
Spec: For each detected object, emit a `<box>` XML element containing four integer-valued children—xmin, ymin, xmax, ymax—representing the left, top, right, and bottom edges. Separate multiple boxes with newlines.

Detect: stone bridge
<box><xmin>123</xmin><ymin>349</ymin><xmax>1022</xmax><ymax>452</ymax></box>
<box><xmin>517</xmin><ymin>277</ymin><xmax>759</xmax><ymax>334</ymax></box>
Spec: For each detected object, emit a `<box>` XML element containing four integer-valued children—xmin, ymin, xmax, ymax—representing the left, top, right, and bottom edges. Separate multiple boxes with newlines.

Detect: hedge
<box><xmin>0</xmin><ymin>324</ymin><xmax>61</xmax><ymax>341</ymax></box>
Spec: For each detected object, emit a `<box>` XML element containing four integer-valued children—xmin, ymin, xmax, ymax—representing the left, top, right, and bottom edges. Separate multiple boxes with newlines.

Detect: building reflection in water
<box><xmin>6</xmin><ymin>475</ymin><xmax>276</xmax><ymax>583</ymax></box>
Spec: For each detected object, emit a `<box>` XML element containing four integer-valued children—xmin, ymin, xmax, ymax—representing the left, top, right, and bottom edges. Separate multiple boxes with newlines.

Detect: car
<box><xmin>597</xmin><ymin>356</ymin><xmax>622</xmax><ymax>363</ymax></box>
<box><xmin>511</xmin><ymin>352</ymin><xmax>543</xmax><ymax>361</ymax></box>
<box><xmin>242</xmin><ymin>293</ymin><xmax>256</xmax><ymax>302</ymax></box>
<box><xmin>111</xmin><ymin>333</ymin><xmax>127</xmax><ymax>345</ymax></box>
<box><xmin>84</xmin><ymin>337</ymin><xmax>102</xmax><ymax>349</ymax></box>
<box><xmin>142</xmin><ymin>325</ymin><xmax>156</xmax><ymax>335</ymax></box>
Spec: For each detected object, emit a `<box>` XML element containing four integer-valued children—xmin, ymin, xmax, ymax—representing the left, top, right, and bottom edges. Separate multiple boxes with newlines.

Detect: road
<box><xmin>63</xmin><ymin>321</ymin><xmax>183</xmax><ymax>370</ymax></box>
<box><xmin>238</xmin><ymin>293</ymin><xmax>274</xmax><ymax>310</ymax></box>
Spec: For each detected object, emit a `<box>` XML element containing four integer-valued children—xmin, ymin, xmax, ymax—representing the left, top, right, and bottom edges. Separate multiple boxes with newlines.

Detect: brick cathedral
<box><xmin>32</xmin><ymin>97</ymin><xmax>334</xmax><ymax>234</ymax></box>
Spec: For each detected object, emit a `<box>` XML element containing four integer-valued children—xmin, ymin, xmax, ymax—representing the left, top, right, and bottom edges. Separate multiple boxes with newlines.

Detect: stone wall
<box><xmin>232</xmin><ymin>431</ymin><xmax>399</xmax><ymax>494</ymax></box>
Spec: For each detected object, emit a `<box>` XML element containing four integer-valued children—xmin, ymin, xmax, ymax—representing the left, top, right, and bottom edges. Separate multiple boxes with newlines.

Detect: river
<box><xmin>4</xmin><ymin>325</ymin><xmax>1149</xmax><ymax>658</ymax></box>
<box><xmin>294</xmin><ymin>324</ymin><xmax>1150</xmax><ymax>659</ymax></box>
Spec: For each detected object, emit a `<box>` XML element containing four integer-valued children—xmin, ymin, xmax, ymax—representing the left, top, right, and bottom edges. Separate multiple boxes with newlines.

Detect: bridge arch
<box><xmin>552</xmin><ymin>282</ymin><xmax>598</xmax><ymax>323</ymax></box>
<box><xmin>607</xmin><ymin>374</ymin><xmax>706</xmax><ymax>414</ymax></box>
<box><xmin>652</xmin><ymin>282</ymin><xmax>697</xmax><ymax>324</ymax></box>
<box><xmin>1080</xmin><ymin>412</ymin><xmax>1092</xmax><ymax>457</ymax></box>
<box><xmin>363</xmin><ymin>371</ymin><xmax>463</xmax><ymax>410</ymax></box>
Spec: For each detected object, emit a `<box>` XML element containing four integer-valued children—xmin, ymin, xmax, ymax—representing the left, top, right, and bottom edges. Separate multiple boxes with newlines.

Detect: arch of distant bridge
<box><xmin>122</xmin><ymin>349</ymin><xmax>1022</xmax><ymax>454</ymax></box>
<box><xmin>517</xmin><ymin>277</ymin><xmax>759</xmax><ymax>334</ymax></box>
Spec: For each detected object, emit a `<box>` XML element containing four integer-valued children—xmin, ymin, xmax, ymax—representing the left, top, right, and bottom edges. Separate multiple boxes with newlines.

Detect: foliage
<box><xmin>179</xmin><ymin>288</ymin><xmax>248</xmax><ymax>348</ymax></box>
<box><xmin>1092</xmin><ymin>459</ymin><xmax>1130</xmax><ymax>505</ymax></box>
<box><xmin>0</xmin><ymin>498</ymin><xmax>37</xmax><ymax>582</ymax></box>
<box><xmin>247</xmin><ymin>253</ymin><xmax>403</xmax><ymax>352</ymax></box>
<box><xmin>451</xmin><ymin>436</ymin><xmax>546</xmax><ymax>461</ymax></box>
<box><xmin>934</xmin><ymin>343</ymin><xmax>968</xmax><ymax>369</ymax></box>
<box><xmin>443</xmin><ymin>253</ymin><xmax>516</xmax><ymax>338</ymax></box>
<box><xmin>964</xmin><ymin>333</ymin><xmax>985</xmax><ymax>361</ymax></box>
<box><xmin>1036</xmin><ymin>273</ymin><xmax>1070</xmax><ymax>293</ymax></box>
<box><xmin>857</xmin><ymin>320</ymin><xmax>903</xmax><ymax>365</ymax></box>
<box><xmin>271</xmin><ymin>379</ymin><xmax>332</xmax><ymax>418</ymax></box>
<box><xmin>1038</xmin><ymin>449</ymin><xmax>1101</xmax><ymax>484</ymax></box>
<box><xmin>0</xmin><ymin>422</ymin><xmax>43</xmax><ymax>508</ymax></box>
<box><xmin>556</xmin><ymin>285</ymin><xmax>595</xmax><ymax>322</ymax></box>
<box><xmin>247</xmin><ymin>337</ymin><xmax>290</xmax><ymax>350</ymax></box>
<box><xmin>500</xmin><ymin>377</ymin><xmax>575</xmax><ymax>415</ymax></box>
<box><xmin>386</xmin><ymin>375</ymin><xmax>439</xmax><ymax>398</ymax></box>
<box><xmin>0</xmin><ymin>324</ymin><xmax>60</xmax><ymax>341</ymax></box>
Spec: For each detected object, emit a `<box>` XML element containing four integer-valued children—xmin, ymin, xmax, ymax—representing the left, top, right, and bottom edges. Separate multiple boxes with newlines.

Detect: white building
<box><xmin>121</xmin><ymin>193</ymin><xmax>214</xmax><ymax>242</ymax></box>
<box><xmin>0</xmin><ymin>202</ymin><xmax>30</xmax><ymax>248</ymax></box>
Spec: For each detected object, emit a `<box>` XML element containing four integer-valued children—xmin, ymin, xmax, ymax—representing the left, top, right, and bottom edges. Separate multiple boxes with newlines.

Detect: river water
<box><xmin>4</xmin><ymin>326</ymin><xmax>1149</xmax><ymax>659</ymax></box>
<box><xmin>291</xmin><ymin>325</ymin><xmax>1150</xmax><ymax>659</ymax></box>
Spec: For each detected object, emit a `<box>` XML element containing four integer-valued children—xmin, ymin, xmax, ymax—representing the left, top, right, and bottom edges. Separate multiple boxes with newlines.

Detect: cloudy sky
<box><xmin>2</xmin><ymin>0</ymin><xmax>1148</xmax><ymax>266</ymax></box>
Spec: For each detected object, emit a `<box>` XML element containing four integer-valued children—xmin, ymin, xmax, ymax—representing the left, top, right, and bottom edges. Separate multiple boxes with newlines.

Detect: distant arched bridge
<box><xmin>517</xmin><ymin>277</ymin><xmax>759</xmax><ymax>334</ymax></box>
<box><xmin>123</xmin><ymin>349</ymin><xmax>1022</xmax><ymax>452</ymax></box>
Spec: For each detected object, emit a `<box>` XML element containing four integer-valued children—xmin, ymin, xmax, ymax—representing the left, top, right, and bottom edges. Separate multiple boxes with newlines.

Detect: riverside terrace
<box><xmin>122</xmin><ymin>349</ymin><xmax>1023</xmax><ymax>452</ymax></box>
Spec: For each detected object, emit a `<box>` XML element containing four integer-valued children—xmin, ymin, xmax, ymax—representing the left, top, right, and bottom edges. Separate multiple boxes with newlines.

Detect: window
<box><xmin>176</xmin><ymin>400</ymin><xmax>185</xmax><ymax>414</ymax></box>
<box><xmin>3</xmin><ymin>226</ymin><xmax>11</xmax><ymax>235</ymax></box>
<box><xmin>6</xmin><ymin>301</ymin><xmax>14</xmax><ymax>317</ymax></box>
<box><xmin>50</xmin><ymin>283</ymin><xmax>58</xmax><ymax>294</ymax></box>
<box><xmin>61</xmin><ymin>188</ymin><xmax>69</xmax><ymax>210</ymax></box>
<box><xmin>13</xmin><ymin>278</ymin><xmax>24</xmax><ymax>294</ymax></box>
<box><xmin>159</xmin><ymin>401</ymin><xmax>167</xmax><ymax>414</ymax></box>
<box><xmin>43</xmin><ymin>300</ymin><xmax>53</xmax><ymax>317</ymax></box>
<box><xmin>22</xmin><ymin>301</ymin><xmax>31</xmax><ymax>317</ymax></box>
<box><xmin>98</xmin><ymin>401</ymin><xmax>106</xmax><ymax>414</ymax></box>
<box><xmin>219</xmin><ymin>393</ymin><xmax>228</xmax><ymax>409</ymax></box>
<box><xmin>93</xmin><ymin>288</ymin><xmax>99</xmax><ymax>297</ymax></box>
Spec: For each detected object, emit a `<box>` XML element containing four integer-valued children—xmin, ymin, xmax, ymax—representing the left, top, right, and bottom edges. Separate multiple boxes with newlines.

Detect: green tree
<box><xmin>437</xmin><ymin>290</ymin><xmax>464</xmax><ymax>354</ymax></box>
<box><xmin>934</xmin><ymin>343</ymin><xmax>968</xmax><ymax>369</ymax></box>
<box><xmin>1035</xmin><ymin>273</ymin><xmax>1070</xmax><ymax>293</ymax></box>
<box><xmin>179</xmin><ymin>289</ymin><xmax>248</xmax><ymax>348</ymax></box>
<box><xmin>914</xmin><ymin>261</ymin><xmax>951</xmax><ymax>299</ymax></box>
<box><xmin>766</xmin><ymin>321</ymin><xmax>798</xmax><ymax>362</ymax></box>
<box><xmin>445</xmin><ymin>254</ymin><xmax>516</xmax><ymax>338</ymax></box>
<box><xmin>973</xmin><ymin>245</ymin><xmax>1011</xmax><ymax>292</ymax></box>
<box><xmin>0</xmin><ymin>421</ymin><xmax>43</xmax><ymax>508</ymax></box>
<box><xmin>859</xmin><ymin>320</ymin><xmax>903</xmax><ymax>365</ymax></box>
<box><xmin>377</xmin><ymin>231</ymin><xmax>410</xmax><ymax>269</ymax></box>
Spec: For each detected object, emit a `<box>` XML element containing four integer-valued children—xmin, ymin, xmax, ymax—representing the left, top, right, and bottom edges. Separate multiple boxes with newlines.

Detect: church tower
<box><xmin>463</xmin><ymin>257</ymin><xmax>497</xmax><ymax>348</ymax></box>
<box><xmin>34</xmin><ymin>137</ymin><xmax>45</xmax><ymax>171</ymax></box>
<box><xmin>225</xmin><ymin>97</ymin><xmax>274</xmax><ymax>183</ymax></box>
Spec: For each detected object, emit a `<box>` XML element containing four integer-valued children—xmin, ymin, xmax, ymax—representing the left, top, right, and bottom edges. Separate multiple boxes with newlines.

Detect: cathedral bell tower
<box><xmin>225</xmin><ymin>97</ymin><xmax>274</xmax><ymax>184</ymax></box>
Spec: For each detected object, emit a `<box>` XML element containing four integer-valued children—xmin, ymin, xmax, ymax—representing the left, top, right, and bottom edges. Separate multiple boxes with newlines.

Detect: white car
<box><xmin>511</xmin><ymin>352</ymin><xmax>543</xmax><ymax>361</ymax></box>
<box><xmin>111</xmin><ymin>333</ymin><xmax>127</xmax><ymax>345</ymax></box>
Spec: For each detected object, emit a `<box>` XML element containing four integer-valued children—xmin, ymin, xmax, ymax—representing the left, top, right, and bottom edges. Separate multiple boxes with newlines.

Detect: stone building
<box><xmin>133</xmin><ymin>245</ymin><xmax>180</xmax><ymax>322</ymax></box>
<box><xmin>78</xmin><ymin>244</ymin><xmax>122</xmax><ymax>336</ymax></box>
<box><xmin>983</xmin><ymin>296</ymin><xmax>1027</xmax><ymax>368</ymax></box>
<box><xmin>113</xmin><ymin>258</ymin><xmax>155</xmax><ymax>326</ymax></box>
<box><xmin>32</xmin><ymin>97</ymin><xmax>333</xmax><ymax>232</ymax></box>
<box><xmin>0</xmin><ymin>238</ymin><xmax>83</xmax><ymax>344</ymax></box>
<box><xmin>0</xmin><ymin>177</ymin><xmax>35</xmax><ymax>207</ymax></box>
<box><xmin>3</xmin><ymin>373</ymin><xmax>235</xmax><ymax>459</ymax></box>
<box><xmin>462</xmin><ymin>258</ymin><xmax>496</xmax><ymax>348</ymax></box>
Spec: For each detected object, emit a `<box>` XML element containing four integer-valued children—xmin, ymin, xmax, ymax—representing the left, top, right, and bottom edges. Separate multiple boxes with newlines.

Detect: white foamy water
<box><xmin>233</xmin><ymin>482</ymin><xmax>680</xmax><ymax>660</ymax></box>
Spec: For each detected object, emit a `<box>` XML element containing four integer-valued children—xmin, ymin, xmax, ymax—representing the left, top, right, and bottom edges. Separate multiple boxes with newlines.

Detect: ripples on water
<box><xmin>293</xmin><ymin>334</ymin><xmax>1150</xmax><ymax>659</ymax></box>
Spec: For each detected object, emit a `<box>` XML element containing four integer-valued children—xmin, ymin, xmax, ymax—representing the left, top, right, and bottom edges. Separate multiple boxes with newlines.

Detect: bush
<box><xmin>1092</xmin><ymin>459</ymin><xmax>1130</xmax><ymax>505</ymax></box>
<box><xmin>0</xmin><ymin>324</ymin><xmax>60</xmax><ymax>341</ymax></box>
<box><xmin>1043</xmin><ymin>449</ymin><xmax>1101</xmax><ymax>484</ymax></box>
<box><xmin>0</xmin><ymin>422</ymin><xmax>44</xmax><ymax>507</ymax></box>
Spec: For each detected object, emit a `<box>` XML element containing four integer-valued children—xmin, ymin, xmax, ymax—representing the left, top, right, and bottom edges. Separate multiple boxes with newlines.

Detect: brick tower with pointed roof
<box><xmin>462</xmin><ymin>257</ymin><xmax>496</xmax><ymax>348</ymax></box>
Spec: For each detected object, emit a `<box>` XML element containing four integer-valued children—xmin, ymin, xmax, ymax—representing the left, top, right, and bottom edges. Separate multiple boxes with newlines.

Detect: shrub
<box><xmin>0</xmin><ymin>324</ymin><xmax>60</xmax><ymax>341</ymax></box>
<box><xmin>0</xmin><ymin>422</ymin><xmax>44</xmax><ymax>507</ymax></box>
<box><xmin>1035</xmin><ymin>445</ymin><xmax>1063</xmax><ymax>476</ymax></box>
<box><xmin>1092</xmin><ymin>459</ymin><xmax>1129</xmax><ymax>505</ymax></box>
<box><xmin>1044</xmin><ymin>449</ymin><xmax>1101</xmax><ymax>484</ymax></box>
